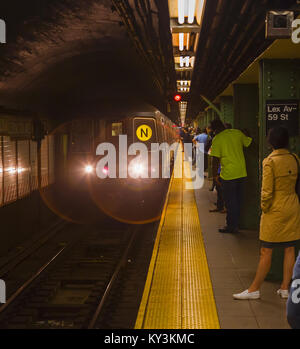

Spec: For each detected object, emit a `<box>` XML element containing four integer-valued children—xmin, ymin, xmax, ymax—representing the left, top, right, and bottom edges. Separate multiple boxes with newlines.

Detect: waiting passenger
<box><xmin>209</xmin><ymin>119</ymin><xmax>252</xmax><ymax>233</ymax></box>
<box><xmin>233</xmin><ymin>126</ymin><xmax>300</xmax><ymax>300</ymax></box>
<box><xmin>205</xmin><ymin>126</ymin><xmax>215</xmax><ymax>189</ymax></box>
<box><xmin>209</xmin><ymin>123</ymin><xmax>232</xmax><ymax>213</ymax></box>
<box><xmin>193</xmin><ymin>128</ymin><xmax>208</xmax><ymax>168</ymax></box>
<box><xmin>287</xmin><ymin>251</ymin><xmax>300</xmax><ymax>328</ymax></box>
<box><xmin>209</xmin><ymin>164</ymin><xmax>226</xmax><ymax>213</ymax></box>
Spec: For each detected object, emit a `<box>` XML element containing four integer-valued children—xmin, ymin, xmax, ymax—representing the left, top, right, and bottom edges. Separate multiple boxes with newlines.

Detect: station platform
<box><xmin>135</xmin><ymin>152</ymin><xmax>291</xmax><ymax>330</ymax></box>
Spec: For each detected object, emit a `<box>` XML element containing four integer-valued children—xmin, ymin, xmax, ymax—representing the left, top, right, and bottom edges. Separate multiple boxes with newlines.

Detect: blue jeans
<box><xmin>220</xmin><ymin>177</ymin><xmax>246</xmax><ymax>231</ymax></box>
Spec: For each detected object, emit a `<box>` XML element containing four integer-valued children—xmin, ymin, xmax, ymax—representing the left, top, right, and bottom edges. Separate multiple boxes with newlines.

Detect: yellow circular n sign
<box><xmin>136</xmin><ymin>125</ymin><xmax>152</xmax><ymax>142</ymax></box>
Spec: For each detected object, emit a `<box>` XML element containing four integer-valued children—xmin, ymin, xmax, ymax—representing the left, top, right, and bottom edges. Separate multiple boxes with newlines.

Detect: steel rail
<box><xmin>0</xmin><ymin>220</ymin><xmax>67</xmax><ymax>279</ymax></box>
<box><xmin>88</xmin><ymin>226</ymin><xmax>139</xmax><ymax>329</ymax></box>
<box><xmin>0</xmin><ymin>246</ymin><xmax>66</xmax><ymax>315</ymax></box>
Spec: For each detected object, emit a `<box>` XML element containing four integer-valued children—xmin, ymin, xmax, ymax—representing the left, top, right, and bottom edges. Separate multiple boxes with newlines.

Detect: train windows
<box><xmin>112</xmin><ymin>122</ymin><xmax>123</xmax><ymax>137</ymax></box>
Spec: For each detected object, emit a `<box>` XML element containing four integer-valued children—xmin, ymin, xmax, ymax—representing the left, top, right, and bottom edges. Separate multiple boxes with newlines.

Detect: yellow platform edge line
<box><xmin>186</xmin><ymin>160</ymin><xmax>220</xmax><ymax>329</ymax></box>
<box><xmin>134</xmin><ymin>171</ymin><xmax>175</xmax><ymax>329</ymax></box>
<box><xmin>135</xmin><ymin>148</ymin><xmax>220</xmax><ymax>329</ymax></box>
<box><xmin>182</xmin><ymin>160</ymin><xmax>220</xmax><ymax>329</ymax></box>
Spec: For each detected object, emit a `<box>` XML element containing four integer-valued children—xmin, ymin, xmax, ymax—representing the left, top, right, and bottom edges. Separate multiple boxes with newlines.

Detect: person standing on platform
<box><xmin>233</xmin><ymin>126</ymin><xmax>300</xmax><ymax>300</ymax></box>
<box><xmin>209</xmin><ymin>123</ymin><xmax>232</xmax><ymax>213</ymax></box>
<box><xmin>181</xmin><ymin>127</ymin><xmax>192</xmax><ymax>161</ymax></box>
<box><xmin>193</xmin><ymin>128</ymin><xmax>208</xmax><ymax>167</ymax></box>
<box><xmin>209</xmin><ymin>119</ymin><xmax>252</xmax><ymax>233</ymax></box>
<box><xmin>205</xmin><ymin>126</ymin><xmax>215</xmax><ymax>190</ymax></box>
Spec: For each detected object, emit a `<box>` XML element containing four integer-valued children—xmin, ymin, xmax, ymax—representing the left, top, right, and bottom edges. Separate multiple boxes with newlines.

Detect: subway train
<box><xmin>0</xmin><ymin>107</ymin><xmax>179</xmax><ymax>225</ymax></box>
<box><xmin>53</xmin><ymin>110</ymin><xmax>180</xmax><ymax>224</ymax></box>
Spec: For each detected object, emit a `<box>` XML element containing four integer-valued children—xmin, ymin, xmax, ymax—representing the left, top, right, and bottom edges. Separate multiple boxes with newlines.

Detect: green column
<box><xmin>259</xmin><ymin>59</ymin><xmax>300</xmax><ymax>281</ymax></box>
<box><xmin>233</xmin><ymin>84</ymin><xmax>260</xmax><ymax>230</ymax></box>
<box><xmin>208</xmin><ymin>108</ymin><xmax>215</xmax><ymax>124</ymax></box>
<box><xmin>214</xmin><ymin>104</ymin><xmax>221</xmax><ymax>120</ymax></box>
<box><xmin>220</xmin><ymin>96</ymin><xmax>234</xmax><ymax>126</ymax></box>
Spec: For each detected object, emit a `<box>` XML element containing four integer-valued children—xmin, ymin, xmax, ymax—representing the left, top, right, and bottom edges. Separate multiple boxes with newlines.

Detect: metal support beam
<box><xmin>259</xmin><ymin>59</ymin><xmax>300</xmax><ymax>280</ymax></box>
<box><xmin>220</xmin><ymin>96</ymin><xmax>234</xmax><ymax>126</ymax></box>
<box><xmin>233</xmin><ymin>84</ymin><xmax>260</xmax><ymax>230</ymax></box>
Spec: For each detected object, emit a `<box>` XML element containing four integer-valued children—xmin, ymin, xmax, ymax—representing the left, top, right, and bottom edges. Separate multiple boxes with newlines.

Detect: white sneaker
<box><xmin>277</xmin><ymin>289</ymin><xmax>289</xmax><ymax>299</ymax></box>
<box><xmin>233</xmin><ymin>289</ymin><xmax>260</xmax><ymax>300</ymax></box>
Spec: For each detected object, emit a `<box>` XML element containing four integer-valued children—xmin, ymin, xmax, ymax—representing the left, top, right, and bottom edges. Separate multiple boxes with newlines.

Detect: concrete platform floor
<box><xmin>194</xmin><ymin>179</ymin><xmax>291</xmax><ymax>329</ymax></box>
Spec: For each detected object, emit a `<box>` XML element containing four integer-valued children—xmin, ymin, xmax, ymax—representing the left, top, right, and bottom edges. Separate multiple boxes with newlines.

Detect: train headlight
<box><xmin>129</xmin><ymin>162</ymin><xmax>147</xmax><ymax>178</ymax></box>
<box><xmin>84</xmin><ymin>165</ymin><xmax>93</xmax><ymax>174</ymax></box>
<box><xmin>132</xmin><ymin>163</ymin><xmax>145</xmax><ymax>176</ymax></box>
<box><xmin>102</xmin><ymin>166</ymin><xmax>109</xmax><ymax>175</ymax></box>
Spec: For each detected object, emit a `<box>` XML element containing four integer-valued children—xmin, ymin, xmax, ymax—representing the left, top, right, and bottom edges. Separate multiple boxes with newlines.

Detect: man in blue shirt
<box><xmin>193</xmin><ymin>128</ymin><xmax>208</xmax><ymax>145</ymax></box>
<box><xmin>193</xmin><ymin>128</ymin><xmax>208</xmax><ymax>168</ymax></box>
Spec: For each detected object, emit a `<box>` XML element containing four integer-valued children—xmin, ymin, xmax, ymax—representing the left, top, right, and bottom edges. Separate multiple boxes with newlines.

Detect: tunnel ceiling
<box><xmin>0</xmin><ymin>0</ymin><xmax>178</xmax><ymax>121</ymax></box>
<box><xmin>0</xmin><ymin>0</ymin><xmax>298</xmax><ymax>123</ymax></box>
<box><xmin>186</xmin><ymin>0</ymin><xmax>298</xmax><ymax>121</ymax></box>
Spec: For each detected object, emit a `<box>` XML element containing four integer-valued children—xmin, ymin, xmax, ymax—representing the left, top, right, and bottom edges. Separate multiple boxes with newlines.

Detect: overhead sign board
<box><xmin>266</xmin><ymin>100</ymin><xmax>299</xmax><ymax>136</ymax></box>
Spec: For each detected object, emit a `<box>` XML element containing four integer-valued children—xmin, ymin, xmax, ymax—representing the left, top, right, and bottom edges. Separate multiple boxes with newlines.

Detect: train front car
<box><xmin>90</xmin><ymin>111</ymin><xmax>179</xmax><ymax>224</ymax></box>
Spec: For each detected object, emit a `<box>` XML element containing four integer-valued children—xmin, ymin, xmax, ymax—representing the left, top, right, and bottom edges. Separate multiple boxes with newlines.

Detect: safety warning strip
<box><xmin>135</xmin><ymin>147</ymin><xmax>220</xmax><ymax>329</ymax></box>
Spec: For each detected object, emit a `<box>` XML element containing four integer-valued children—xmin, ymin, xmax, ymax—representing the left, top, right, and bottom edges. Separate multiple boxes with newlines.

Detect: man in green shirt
<box><xmin>209</xmin><ymin>119</ymin><xmax>252</xmax><ymax>233</ymax></box>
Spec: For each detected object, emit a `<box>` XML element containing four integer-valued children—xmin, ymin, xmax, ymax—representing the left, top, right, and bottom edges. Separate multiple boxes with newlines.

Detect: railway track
<box><xmin>0</xmin><ymin>221</ymin><xmax>157</xmax><ymax>329</ymax></box>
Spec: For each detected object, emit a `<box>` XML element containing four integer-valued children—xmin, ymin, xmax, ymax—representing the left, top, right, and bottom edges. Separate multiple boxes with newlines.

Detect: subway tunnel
<box><xmin>0</xmin><ymin>0</ymin><xmax>299</xmax><ymax>333</ymax></box>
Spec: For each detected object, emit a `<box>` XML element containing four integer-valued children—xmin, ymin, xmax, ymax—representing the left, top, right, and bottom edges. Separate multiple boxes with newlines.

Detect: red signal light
<box><xmin>174</xmin><ymin>94</ymin><xmax>182</xmax><ymax>102</ymax></box>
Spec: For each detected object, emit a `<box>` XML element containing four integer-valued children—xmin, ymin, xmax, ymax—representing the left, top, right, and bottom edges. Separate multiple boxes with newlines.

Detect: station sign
<box><xmin>266</xmin><ymin>100</ymin><xmax>299</xmax><ymax>136</ymax></box>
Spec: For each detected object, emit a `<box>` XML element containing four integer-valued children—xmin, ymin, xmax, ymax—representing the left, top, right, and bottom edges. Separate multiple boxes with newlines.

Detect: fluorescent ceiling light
<box><xmin>180</xmin><ymin>57</ymin><xmax>184</xmax><ymax>67</ymax></box>
<box><xmin>178</xmin><ymin>0</ymin><xmax>185</xmax><ymax>24</ymax></box>
<box><xmin>180</xmin><ymin>57</ymin><xmax>190</xmax><ymax>67</ymax></box>
<box><xmin>179</xmin><ymin>33</ymin><xmax>184</xmax><ymax>51</ymax></box>
<box><xmin>186</xmin><ymin>33</ymin><xmax>190</xmax><ymax>50</ymax></box>
<box><xmin>188</xmin><ymin>0</ymin><xmax>196</xmax><ymax>24</ymax></box>
<box><xmin>196</xmin><ymin>0</ymin><xmax>205</xmax><ymax>26</ymax></box>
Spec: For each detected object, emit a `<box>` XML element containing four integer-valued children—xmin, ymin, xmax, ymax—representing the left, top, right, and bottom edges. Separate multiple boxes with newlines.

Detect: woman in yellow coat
<box><xmin>233</xmin><ymin>126</ymin><xmax>300</xmax><ymax>300</ymax></box>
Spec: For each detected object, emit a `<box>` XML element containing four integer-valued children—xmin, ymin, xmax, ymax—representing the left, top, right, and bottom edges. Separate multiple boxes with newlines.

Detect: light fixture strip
<box><xmin>179</xmin><ymin>33</ymin><xmax>184</xmax><ymax>51</ymax></box>
<box><xmin>197</xmin><ymin>0</ymin><xmax>205</xmax><ymax>26</ymax></box>
<box><xmin>178</xmin><ymin>0</ymin><xmax>185</xmax><ymax>24</ymax></box>
<box><xmin>186</xmin><ymin>32</ymin><xmax>190</xmax><ymax>51</ymax></box>
<box><xmin>188</xmin><ymin>0</ymin><xmax>196</xmax><ymax>24</ymax></box>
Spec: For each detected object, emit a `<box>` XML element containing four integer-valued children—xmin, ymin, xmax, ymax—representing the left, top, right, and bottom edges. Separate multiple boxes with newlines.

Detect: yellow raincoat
<box><xmin>260</xmin><ymin>149</ymin><xmax>300</xmax><ymax>243</ymax></box>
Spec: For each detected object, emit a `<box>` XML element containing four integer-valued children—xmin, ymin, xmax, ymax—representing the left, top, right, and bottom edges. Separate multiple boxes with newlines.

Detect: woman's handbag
<box><xmin>290</xmin><ymin>153</ymin><xmax>300</xmax><ymax>200</ymax></box>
